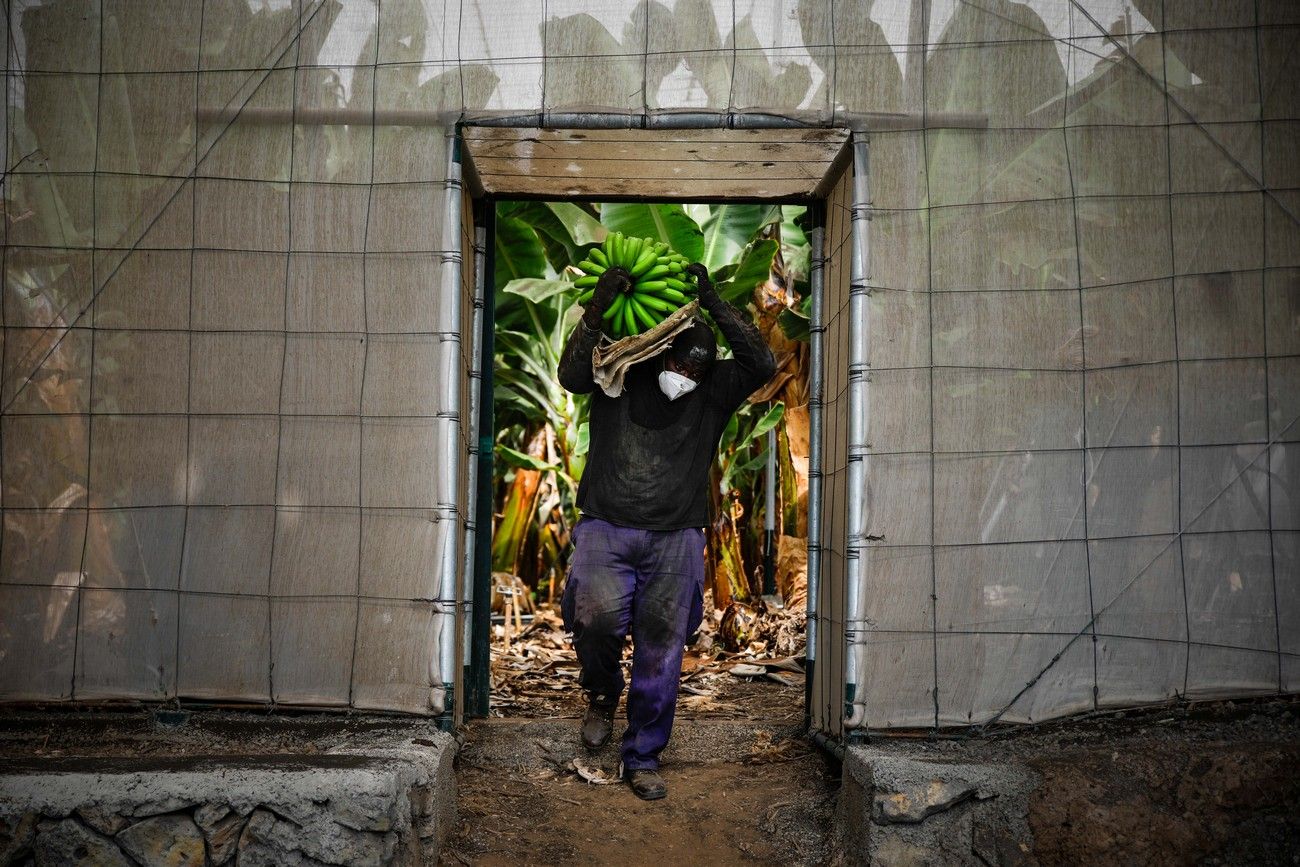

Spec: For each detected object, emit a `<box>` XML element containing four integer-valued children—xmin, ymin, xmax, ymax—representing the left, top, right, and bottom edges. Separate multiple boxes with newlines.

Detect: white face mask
<box><xmin>658</xmin><ymin>370</ymin><xmax>697</xmax><ymax>401</ymax></box>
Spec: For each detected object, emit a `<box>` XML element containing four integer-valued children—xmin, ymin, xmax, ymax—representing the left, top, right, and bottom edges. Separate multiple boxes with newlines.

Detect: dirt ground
<box><xmin>444</xmin><ymin>709</ymin><xmax>836</xmax><ymax>867</ymax></box>
<box><xmin>447</xmin><ymin>602</ymin><xmax>836</xmax><ymax>865</ymax></box>
<box><xmin>451</xmin><ymin>613</ymin><xmax>1300</xmax><ymax>867</ymax></box>
<box><xmin>1024</xmin><ymin>705</ymin><xmax>1300</xmax><ymax>866</ymax></box>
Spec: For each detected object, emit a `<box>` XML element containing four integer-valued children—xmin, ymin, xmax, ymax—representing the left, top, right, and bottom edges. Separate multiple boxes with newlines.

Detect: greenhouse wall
<box><xmin>1</xmin><ymin>0</ymin><xmax>1296</xmax><ymax>727</ymax></box>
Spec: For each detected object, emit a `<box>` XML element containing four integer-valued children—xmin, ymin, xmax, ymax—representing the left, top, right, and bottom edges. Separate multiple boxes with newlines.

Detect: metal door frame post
<box><xmin>460</xmin><ymin>211</ymin><xmax>488</xmax><ymax>720</ymax></box>
<box><xmin>843</xmin><ymin>132</ymin><xmax>871</xmax><ymax>733</ymax></box>
<box><xmin>803</xmin><ymin>216</ymin><xmax>826</xmax><ymax>731</ymax></box>
<box><xmin>467</xmin><ymin>202</ymin><xmax>497</xmax><ymax>718</ymax></box>
<box><xmin>435</xmin><ymin>132</ymin><xmax>466</xmax><ymax>728</ymax></box>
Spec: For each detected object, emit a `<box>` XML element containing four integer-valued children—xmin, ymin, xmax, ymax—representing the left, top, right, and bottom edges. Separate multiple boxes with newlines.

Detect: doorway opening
<box><xmin>482</xmin><ymin>197</ymin><xmax>816</xmax><ymax>723</ymax></box>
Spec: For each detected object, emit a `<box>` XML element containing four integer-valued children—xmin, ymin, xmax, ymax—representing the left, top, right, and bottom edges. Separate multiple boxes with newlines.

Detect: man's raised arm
<box><xmin>684</xmin><ymin>263</ymin><xmax>777</xmax><ymax>404</ymax></box>
<box><xmin>557</xmin><ymin>267</ymin><xmax>631</xmax><ymax>394</ymax></box>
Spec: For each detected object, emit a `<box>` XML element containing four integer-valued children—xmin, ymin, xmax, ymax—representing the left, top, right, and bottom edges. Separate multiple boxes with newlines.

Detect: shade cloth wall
<box><xmin>2</xmin><ymin>0</ymin><xmax>1296</xmax><ymax>725</ymax></box>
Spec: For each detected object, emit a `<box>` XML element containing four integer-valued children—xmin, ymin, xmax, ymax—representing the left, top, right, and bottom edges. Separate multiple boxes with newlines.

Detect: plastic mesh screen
<box><xmin>848</xmin><ymin>0</ymin><xmax>1299</xmax><ymax>728</ymax></box>
<box><xmin>1</xmin><ymin>0</ymin><xmax>1297</xmax><ymax>724</ymax></box>
<box><xmin>1</xmin><ymin>0</ymin><xmax>472</xmax><ymax>713</ymax></box>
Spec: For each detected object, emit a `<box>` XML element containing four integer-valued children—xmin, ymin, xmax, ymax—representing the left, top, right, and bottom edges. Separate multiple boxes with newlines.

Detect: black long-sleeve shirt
<box><xmin>557</xmin><ymin>295</ymin><xmax>777</xmax><ymax>530</ymax></box>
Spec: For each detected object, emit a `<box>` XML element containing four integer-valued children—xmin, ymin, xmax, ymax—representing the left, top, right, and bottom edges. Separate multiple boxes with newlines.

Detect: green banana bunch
<box><xmin>572</xmin><ymin>232</ymin><xmax>699</xmax><ymax>340</ymax></box>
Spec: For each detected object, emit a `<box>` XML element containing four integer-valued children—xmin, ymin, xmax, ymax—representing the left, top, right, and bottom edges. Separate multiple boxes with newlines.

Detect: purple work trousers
<box><xmin>560</xmin><ymin>516</ymin><xmax>706</xmax><ymax>770</ymax></box>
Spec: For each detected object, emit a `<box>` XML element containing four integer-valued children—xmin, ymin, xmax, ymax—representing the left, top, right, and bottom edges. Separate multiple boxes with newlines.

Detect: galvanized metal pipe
<box><xmin>804</xmin><ymin>224</ymin><xmax>825</xmax><ymax>711</ymax></box>
<box><xmin>435</xmin><ymin>130</ymin><xmax>465</xmax><ymax>716</ymax></box>
<box><xmin>468</xmin><ymin>110</ymin><xmax>814</xmax><ymax>130</ymax></box>
<box><xmin>805</xmin><ymin>227</ymin><xmax>825</xmax><ymax>649</ymax></box>
<box><xmin>460</xmin><ymin>222</ymin><xmax>487</xmax><ymax>688</ymax></box>
<box><xmin>197</xmin><ymin>108</ymin><xmax>988</xmax><ymax>131</ymax></box>
<box><xmin>844</xmin><ymin>134</ymin><xmax>872</xmax><ymax>730</ymax></box>
<box><xmin>465</xmin><ymin>110</ymin><xmax>985</xmax><ymax>131</ymax></box>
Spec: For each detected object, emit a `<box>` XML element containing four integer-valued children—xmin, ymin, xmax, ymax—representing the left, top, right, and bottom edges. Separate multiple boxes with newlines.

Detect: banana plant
<box><xmin>492</xmin><ymin>282</ymin><xmax>590</xmax><ymax>581</ymax></box>
<box><xmin>490</xmin><ymin>203</ymin><xmax>594</xmax><ymax>586</ymax></box>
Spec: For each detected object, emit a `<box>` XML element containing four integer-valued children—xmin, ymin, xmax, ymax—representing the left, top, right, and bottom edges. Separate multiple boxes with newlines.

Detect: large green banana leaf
<box><xmin>714</xmin><ymin>239</ymin><xmax>779</xmax><ymax>305</ymax></box>
<box><xmin>494</xmin><ymin>215</ymin><xmax>548</xmax><ymax>291</ymax></box>
<box><xmin>699</xmin><ymin>204</ymin><xmax>782</xmax><ymax>273</ymax></box>
<box><xmin>600</xmin><ymin>203</ymin><xmax>705</xmax><ymax>263</ymax></box>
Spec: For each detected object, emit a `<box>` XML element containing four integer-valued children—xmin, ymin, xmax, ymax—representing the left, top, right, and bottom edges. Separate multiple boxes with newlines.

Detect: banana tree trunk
<box><xmin>781</xmin><ymin>409</ymin><xmax>807</xmax><ymax>537</ymax></box>
<box><xmin>491</xmin><ymin>427</ymin><xmax>547</xmax><ymax>575</ymax></box>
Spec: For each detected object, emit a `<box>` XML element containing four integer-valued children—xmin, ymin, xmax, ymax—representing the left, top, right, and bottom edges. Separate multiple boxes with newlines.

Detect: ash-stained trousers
<box><xmin>561</xmin><ymin>517</ymin><xmax>706</xmax><ymax>770</ymax></box>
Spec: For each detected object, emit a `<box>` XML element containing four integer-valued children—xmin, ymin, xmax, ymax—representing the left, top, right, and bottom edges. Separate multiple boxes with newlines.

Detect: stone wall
<box><xmin>0</xmin><ymin>735</ymin><xmax>455</xmax><ymax>866</ymax></box>
<box><xmin>838</xmin><ymin>747</ymin><xmax>1040</xmax><ymax>867</ymax></box>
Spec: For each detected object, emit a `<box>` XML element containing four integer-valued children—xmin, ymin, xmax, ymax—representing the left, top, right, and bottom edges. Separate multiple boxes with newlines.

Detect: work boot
<box><xmin>623</xmin><ymin>767</ymin><xmax>667</xmax><ymax>801</ymax></box>
<box><xmin>581</xmin><ymin>703</ymin><xmax>615</xmax><ymax>750</ymax></box>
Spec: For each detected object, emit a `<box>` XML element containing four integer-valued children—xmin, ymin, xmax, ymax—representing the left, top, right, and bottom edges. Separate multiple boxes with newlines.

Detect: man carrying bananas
<box><xmin>557</xmin><ymin>263</ymin><xmax>776</xmax><ymax>801</ymax></box>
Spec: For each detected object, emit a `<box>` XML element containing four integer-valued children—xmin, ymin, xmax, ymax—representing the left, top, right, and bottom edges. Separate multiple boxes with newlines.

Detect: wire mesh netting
<box><xmin>1</xmin><ymin>0</ymin><xmax>1297</xmax><ymax>725</ymax></box>
<box><xmin>821</xmin><ymin>0</ymin><xmax>1300</xmax><ymax>729</ymax></box>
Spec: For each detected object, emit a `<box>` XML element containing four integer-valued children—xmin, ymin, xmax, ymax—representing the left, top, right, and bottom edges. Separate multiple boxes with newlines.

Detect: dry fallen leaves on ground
<box><xmin>490</xmin><ymin>597</ymin><xmax>808</xmax><ymax>718</ymax></box>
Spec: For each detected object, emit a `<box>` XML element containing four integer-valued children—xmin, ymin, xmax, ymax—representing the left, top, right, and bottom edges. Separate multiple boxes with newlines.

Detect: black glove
<box><xmin>684</xmin><ymin>263</ymin><xmax>719</xmax><ymax>308</ymax></box>
<box><xmin>582</xmin><ymin>267</ymin><xmax>631</xmax><ymax>329</ymax></box>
